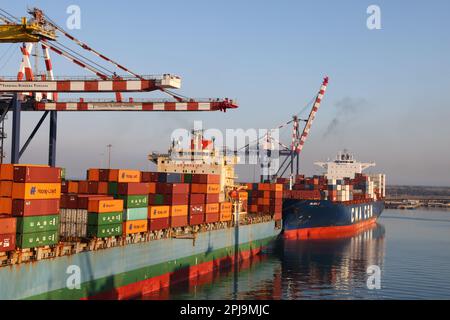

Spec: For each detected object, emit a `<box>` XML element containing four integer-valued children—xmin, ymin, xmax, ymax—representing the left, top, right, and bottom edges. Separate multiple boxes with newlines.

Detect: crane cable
<box><xmin>40</xmin><ymin>9</ymin><xmax>143</xmax><ymax>79</ymax></box>
<box><xmin>237</xmin><ymin>93</ymin><xmax>318</xmax><ymax>152</ymax></box>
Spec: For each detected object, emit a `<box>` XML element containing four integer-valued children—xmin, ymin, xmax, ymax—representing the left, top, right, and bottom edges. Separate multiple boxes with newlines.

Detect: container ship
<box><xmin>280</xmin><ymin>151</ymin><xmax>385</xmax><ymax>240</ymax></box>
<box><xmin>0</xmin><ymin>130</ymin><xmax>282</xmax><ymax>300</ymax></box>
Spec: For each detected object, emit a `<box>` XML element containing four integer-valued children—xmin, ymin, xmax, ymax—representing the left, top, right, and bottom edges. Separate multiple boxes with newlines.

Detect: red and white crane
<box><xmin>0</xmin><ymin>7</ymin><xmax>238</xmax><ymax>166</ymax></box>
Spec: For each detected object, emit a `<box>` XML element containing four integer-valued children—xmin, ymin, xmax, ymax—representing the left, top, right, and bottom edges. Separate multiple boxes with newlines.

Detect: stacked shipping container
<box><xmin>246</xmin><ymin>183</ymin><xmax>283</xmax><ymax>221</ymax></box>
<box><xmin>280</xmin><ymin>173</ymin><xmax>384</xmax><ymax>203</ymax></box>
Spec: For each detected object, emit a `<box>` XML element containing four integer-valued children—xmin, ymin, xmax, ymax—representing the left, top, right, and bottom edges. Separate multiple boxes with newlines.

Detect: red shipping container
<box><xmin>189</xmin><ymin>204</ymin><xmax>204</xmax><ymax>215</ymax></box>
<box><xmin>13</xmin><ymin>166</ymin><xmax>61</xmax><ymax>183</ymax></box>
<box><xmin>156</xmin><ymin>183</ymin><xmax>189</xmax><ymax>194</ymax></box>
<box><xmin>0</xmin><ymin>216</ymin><xmax>16</xmax><ymax>234</ymax></box>
<box><xmin>148</xmin><ymin>217</ymin><xmax>170</xmax><ymax>231</ymax></box>
<box><xmin>12</xmin><ymin>199</ymin><xmax>60</xmax><ymax>217</ymax></box>
<box><xmin>163</xmin><ymin>194</ymin><xmax>189</xmax><ymax>206</ymax></box>
<box><xmin>171</xmin><ymin>215</ymin><xmax>188</xmax><ymax>228</ymax></box>
<box><xmin>205</xmin><ymin>213</ymin><xmax>219</xmax><ymax>223</ymax></box>
<box><xmin>189</xmin><ymin>213</ymin><xmax>204</xmax><ymax>225</ymax></box>
<box><xmin>88</xmin><ymin>181</ymin><xmax>109</xmax><ymax>194</ymax></box>
<box><xmin>191</xmin><ymin>174</ymin><xmax>220</xmax><ymax>184</ymax></box>
<box><xmin>60</xmin><ymin>194</ymin><xmax>78</xmax><ymax>209</ymax></box>
<box><xmin>99</xmin><ymin>169</ymin><xmax>110</xmax><ymax>182</ymax></box>
<box><xmin>0</xmin><ymin>233</ymin><xmax>15</xmax><ymax>252</ymax></box>
<box><xmin>141</xmin><ymin>172</ymin><xmax>158</xmax><ymax>183</ymax></box>
<box><xmin>78</xmin><ymin>181</ymin><xmax>89</xmax><ymax>194</ymax></box>
<box><xmin>205</xmin><ymin>194</ymin><xmax>219</xmax><ymax>204</ymax></box>
<box><xmin>117</xmin><ymin>183</ymin><xmax>150</xmax><ymax>195</ymax></box>
<box><xmin>190</xmin><ymin>194</ymin><xmax>205</xmax><ymax>205</ymax></box>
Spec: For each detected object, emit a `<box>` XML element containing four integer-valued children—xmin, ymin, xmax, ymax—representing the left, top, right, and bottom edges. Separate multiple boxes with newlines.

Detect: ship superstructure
<box><xmin>149</xmin><ymin>129</ymin><xmax>239</xmax><ymax>202</ymax></box>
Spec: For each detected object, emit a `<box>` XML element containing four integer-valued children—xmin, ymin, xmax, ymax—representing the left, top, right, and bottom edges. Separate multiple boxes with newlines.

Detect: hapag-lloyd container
<box><xmin>12</xmin><ymin>183</ymin><xmax>61</xmax><ymax>200</ymax></box>
<box><xmin>13</xmin><ymin>166</ymin><xmax>61</xmax><ymax>183</ymax></box>
<box><xmin>148</xmin><ymin>206</ymin><xmax>170</xmax><ymax>219</ymax></box>
<box><xmin>109</xmin><ymin>169</ymin><xmax>141</xmax><ymax>183</ymax></box>
<box><xmin>123</xmin><ymin>220</ymin><xmax>147</xmax><ymax>235</ymax></box>
<box><xmin>16</xmin><ymin>215</ymin><xmax>59</xmax><ymax>233</ymax></box>
<box><xmin>88</xmin><ymin>199</ymin><xmax>123</xmax><ymax>213</ymax></box>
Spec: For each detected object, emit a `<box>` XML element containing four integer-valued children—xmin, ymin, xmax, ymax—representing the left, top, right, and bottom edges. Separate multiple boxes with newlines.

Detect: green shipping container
<box><xmin>123</xmin><ymin>207</ymin><xmax>148</xmax><ymax>221</ymax></box>
<box><xmin>117</xmin><ymin>195</ymin><xmax>148</xmax><ymax>208</ymax></box>
<box><xmin>183</xmin><ymin>173</ymin><xmax>192</xmax><ymax>183</ymax></box>
<box><xmin>16</xmin><ymin>215</ymin><xmax>60</xmax><ymax>234</ymax></box>
<box><xmin>88</xmin><ymin>212</ymin><xmax>123</xmax><ymax>226</ymax></box>
<box><xmin>108</xmin><ymin>182</ymin><xmax>118</xmax><ymax>196</ymax></box>
<box><xmin>87</xmin><ymin>223</ymin><xmax>122</xmax><ymax>238</ymax></box>
<box><xmin>152</xmin><ymin>194</ymin><xmax>165</xmax><ymax>205</ymax></box>
<box><xmin>16</xmin><ymin>230</ymin><xmax>59</xmax><ymax>249</ymax></box>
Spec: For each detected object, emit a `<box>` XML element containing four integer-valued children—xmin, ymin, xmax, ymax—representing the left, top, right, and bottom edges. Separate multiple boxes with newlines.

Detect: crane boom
<box><xmin>295</xmin><ymin>76</ymin><xmax>329</xmax><ymax>155</ymax></box>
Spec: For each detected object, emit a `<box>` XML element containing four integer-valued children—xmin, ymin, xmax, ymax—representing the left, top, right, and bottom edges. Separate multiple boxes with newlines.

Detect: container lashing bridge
<box><xmin>0</xmin><ymin>7</ymin><xmax>238</xmax><ymax>166</ymax></box>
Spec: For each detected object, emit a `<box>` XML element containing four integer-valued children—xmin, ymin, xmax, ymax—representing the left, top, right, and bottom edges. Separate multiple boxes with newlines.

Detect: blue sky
<box><xmin>1</xmin><ymin>0</ymin><xmax>449</xmax><ymax>185</ymax></box>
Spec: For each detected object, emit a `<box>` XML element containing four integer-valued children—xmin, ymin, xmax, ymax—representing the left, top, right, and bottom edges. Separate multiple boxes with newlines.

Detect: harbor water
<box><xmin>142</xmin><ymin>209</ymin><xmax>450</xmax><ymax>300</ymax></box>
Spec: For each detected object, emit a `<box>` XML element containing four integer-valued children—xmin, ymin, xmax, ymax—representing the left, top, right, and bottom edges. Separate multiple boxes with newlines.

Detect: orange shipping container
<box><xmin>12</xmin><ymin>183</ymin><xmax>61</xmax><ymax>200</ymax></box>
<box><xmin>205</xmin><ymin>203</ymin><xmax>219</xmax><ymax>214</ymax></box>
<box><xmin>0</xmin><ymin>198</ymin><xmax>12</xmax><ymax>214</ymax></box>
<box><xmin>68</xmin><ymin>181</ymin><xmax>79</xmax><ymax>193</ymax></box>
<box><xmin>238</xmin><ymin>191</ymin><xmax>248</xmax><ymax>200</ymax></box>
<box><xmin>0</xmin><ymin>164</ymin><xmax>13</xmax><ymax>180</ymax></box>
<box><xmin>108</xmin><ymin>169</ymin><xmax>140</xmax><ymax>183</ymax></box>
<box><xmin>123</xmin><ymin>220</ymin><xmax>148</xmax><ymax>235</ymax></box>
<box><xmin>88</xmin><ymin>199</ymin><xmax>123</xmax><ymax>213</ymax></box>
<box><xmin>191</xmin><ymin>184</ymin><xmax>220</xmax><ymax>194</ymax></box>
<box><xmin>220</xmin><ymin>211</ymin><xmax>232</xmax><ymax>222</ymax></box>
<box><xmin>258</xmin><ymin>183</ymin><xmax>271</xmax><ymax>191</ymax></box>
<box><xmin>0</xmin><ymin>181</ymin><xmax>12</xmax><ymax>197</ymax></box>
<box><xmin>270</xmin><ymin>184</ymin><xmax>283</xmax><ymax>192</ymax></box>
<box><xmin>170</xmin><ymin>205</ymin><xmax>188</xmax><ymax>217</ymax></box>
<box><xmin>148</xmin><ymin>205</ymin><xmax>170</xmax><ymax>219</ymax></box>
<box><xmin>148</xmin><ymin>182</ymin><xmax>156</xmax><ymax>194</ymax></box>
<box><xmin>87</xmin><ymin>169</ymin><xmax>100</xmax><ymax>181</ymax></box>
<box><xmin>220</xmin><ymin>202</ymin><xmax>232</xmax><ymax>213</ymax></box>
<box><xmin>207</xmin><ymin>184</ymin><xmax>220</xmax><ymax>194</ymax></box>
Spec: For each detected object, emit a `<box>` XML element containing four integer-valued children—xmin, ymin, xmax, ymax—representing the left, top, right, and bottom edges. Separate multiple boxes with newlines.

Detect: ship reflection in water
<box><xmin>142</xmin><ymin>223</ymin><xmax>386</xmax><ymax>300</ymax></box>
<box><xmin>276</xmin><ymin>223</ymin><xmax>385</xmax><ymax>299</ymax></box>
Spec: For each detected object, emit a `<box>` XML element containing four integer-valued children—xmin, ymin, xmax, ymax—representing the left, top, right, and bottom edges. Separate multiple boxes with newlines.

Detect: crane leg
<box><xmin>48</xmin><ymin>111</ymin><xmax>57</xmax><ymax>167</ymax></box>
<box><xmin>11</xmin><ymin>94</ymin><xmax>21</xmax><ymax>164</ymax></box>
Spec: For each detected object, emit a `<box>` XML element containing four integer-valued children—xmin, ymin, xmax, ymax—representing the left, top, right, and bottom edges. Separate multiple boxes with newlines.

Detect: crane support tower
<box><xmin>0</xmin><ymin>7</ymin><xmax>238</xmax><ymax>166</ymax></box>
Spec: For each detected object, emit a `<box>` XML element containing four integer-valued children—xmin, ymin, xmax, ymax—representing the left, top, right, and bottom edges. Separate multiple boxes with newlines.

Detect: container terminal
<box><xmin>0</xmin><ymin>7</ymin><xmax>385</xmax><ymax>300</ymax></box>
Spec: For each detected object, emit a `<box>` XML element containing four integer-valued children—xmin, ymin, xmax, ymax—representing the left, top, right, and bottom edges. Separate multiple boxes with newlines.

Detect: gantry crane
<box><xmin>238</xmin><ymin>77</ymin><xmax>329</xmax><ymax>186</ymax></box>
<box><xmin>0</xmin><ymin>7</ymin><xmax>238</xmax><ymax>166</ymax></box>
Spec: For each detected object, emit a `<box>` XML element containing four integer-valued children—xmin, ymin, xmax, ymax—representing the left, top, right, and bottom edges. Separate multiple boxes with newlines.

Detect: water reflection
<box><xmin>275</xmin><ymin>223</ymin><xmax>386</xmax><ymax>299</ymax></box>
<box><xmin>142</xmin><ymin>223</ymin><xmax>386</xmax><ymax>300</ymax></box>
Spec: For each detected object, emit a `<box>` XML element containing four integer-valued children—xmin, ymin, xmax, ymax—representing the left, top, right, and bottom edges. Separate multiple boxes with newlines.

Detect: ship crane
<box><xmin>0</xmin><ymin>7</ymin><xmax>238</xmax><ymax>166</ymax></box>
<box><xmin>238</xmin><ymin>76</ymin><xmax>329</xmax><ymax>187</ymax></box>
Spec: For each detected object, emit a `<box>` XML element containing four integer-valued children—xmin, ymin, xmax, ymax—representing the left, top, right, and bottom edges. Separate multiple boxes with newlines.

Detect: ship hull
<box><xmin>0</xmin><ymin>221</ymin><xmax>280</xmax><ymax>300</ymax></box>
<box><xmin>282</xmin><ymin>199</ymin><xmax>384</xmax><ymax>240</ymax></box>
